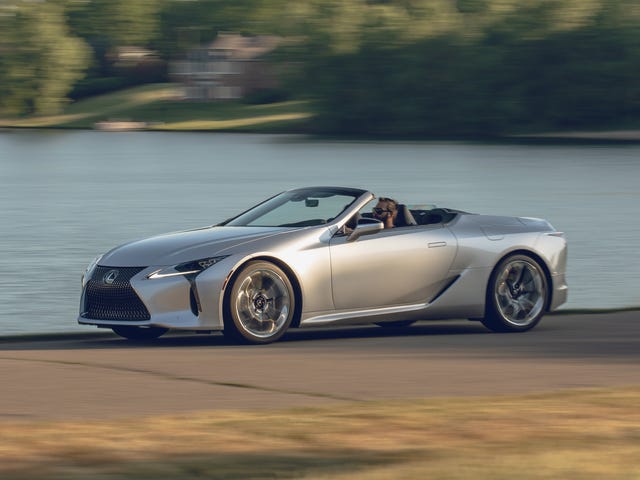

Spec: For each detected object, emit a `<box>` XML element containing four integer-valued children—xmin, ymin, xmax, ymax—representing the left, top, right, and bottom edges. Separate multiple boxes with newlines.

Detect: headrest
<box><xmin>396</xmin><ymin>204</ymin><xmax>417</xmax><ymax>227</ymax></box>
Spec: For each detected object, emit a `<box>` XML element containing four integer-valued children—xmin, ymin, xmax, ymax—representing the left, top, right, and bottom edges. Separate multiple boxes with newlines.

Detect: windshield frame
<box><xmin>220</xmin><ymin>187</ymin><xmax>370</xmax><ymax>228</ymax></box>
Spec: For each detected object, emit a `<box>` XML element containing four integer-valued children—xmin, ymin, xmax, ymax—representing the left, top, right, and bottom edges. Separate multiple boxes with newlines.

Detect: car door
<box><xmin>329</xmin><ymin>225</ymin><xmax>457</xmax><ymax>310</ymax></box>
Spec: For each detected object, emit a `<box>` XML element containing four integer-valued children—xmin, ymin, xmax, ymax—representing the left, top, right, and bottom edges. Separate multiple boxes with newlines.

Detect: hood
<box><xmin>99</xmin><ymin>226</ymin><xmax>289</xmax><ymax>267</ymax></box>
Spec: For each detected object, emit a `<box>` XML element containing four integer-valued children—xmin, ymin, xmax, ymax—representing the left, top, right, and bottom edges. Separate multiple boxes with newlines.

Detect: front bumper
<box><xmin>79</xmin><ymin>262</ymin><xmax>230</xmax><ymax>331</ymax></box>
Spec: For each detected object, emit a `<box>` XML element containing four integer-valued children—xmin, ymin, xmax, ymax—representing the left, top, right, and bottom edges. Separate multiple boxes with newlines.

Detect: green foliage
<box><xmin>2</xmin><ymin>0</ymin><xmax>640</xmax><ymax>135</ymax></box>
<box><xmin>65</xmin><ymin>0</ymin><xmax>166</xmax><ymax>85</ymax></box>
<box><xmin>243</xmin><ymin>88</ymin><xmax>291</xmax><ymax>105</ymax></box>
<box><xmin>155</xmin><ymin>0</ymin><xmax>269</xmax><ymax>58</ymax></box>
<box><xmin>0</xmin><ymin>1</ymin><xmax>90</xmax><ymax>116</ymax></box>
<box><xmin>66</xmin><ymin>0</ymin><xmax>163</xmax><ymax>48</ymax></box>
<box><xmin>293</xmin><ymin>0</ymin><xmax>640</xmax><ymax>136</ymax></box>
<box><xmin>69</xmin><ymin>77</ymin><xmax>140</xmax><ymax>100</ymax></box>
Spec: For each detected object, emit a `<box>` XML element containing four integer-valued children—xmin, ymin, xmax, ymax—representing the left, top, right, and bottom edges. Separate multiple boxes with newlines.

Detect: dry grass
<box><xmin>1</xmin><ymin>387</ymin><xmax>639</xmax><ymax>479</ymax></box>
<box><xmin>153</xmin><ymin>112</ymin><xmax>312</xmax><ymax>131</ymax></box>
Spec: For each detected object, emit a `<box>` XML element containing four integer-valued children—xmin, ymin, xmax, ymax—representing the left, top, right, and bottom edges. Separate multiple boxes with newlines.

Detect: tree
<box><xmin>156</xmin><ymin>0</ymin><xmax>269</xmax><ymax>58</ymax></box>
<box><xmin>0</xmin><ymin>1</ymin><xmax>90</xmax><ymax>116</ymax></box>
<box><xmin>67</xmin><ymin>0</ymin><xmax>163</xmax><ymax>48</ymax></box>
<box><xmin>291</xmin><ymin>0</ymin><xmax>640</xmax><ymax>136</ymax></box>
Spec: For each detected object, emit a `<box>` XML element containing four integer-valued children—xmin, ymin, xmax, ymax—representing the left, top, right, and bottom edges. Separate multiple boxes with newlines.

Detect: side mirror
<box><xmin>347</xmin><ymin>219</ymin><xmax>384</xmax><ymax>242</ymax></box>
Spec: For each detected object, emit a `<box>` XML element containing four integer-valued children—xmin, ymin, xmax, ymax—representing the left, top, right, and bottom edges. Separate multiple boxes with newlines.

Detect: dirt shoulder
<box><xmin>0</xmin><ymin>312</ymin><xmax>638</xmax><ymax>421</ymax></box>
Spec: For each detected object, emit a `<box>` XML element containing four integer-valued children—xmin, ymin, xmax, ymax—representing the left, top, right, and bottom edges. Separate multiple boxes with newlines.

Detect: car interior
<box><xmin>359</xmin><ymin>206</ymin><xmax>462</xmax><ymax>227</ymax></box>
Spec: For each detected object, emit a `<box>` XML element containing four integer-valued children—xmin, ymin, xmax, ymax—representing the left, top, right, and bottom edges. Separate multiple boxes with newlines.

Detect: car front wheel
<box><xmin>225</xmin><ymin>261</ymin><xmax>296</xmax><ymax>344</ymax></box>
<box><xmin>482</xmin><ymin>254</ymin><xmax>548</xmax><ymax>333</ymax></box>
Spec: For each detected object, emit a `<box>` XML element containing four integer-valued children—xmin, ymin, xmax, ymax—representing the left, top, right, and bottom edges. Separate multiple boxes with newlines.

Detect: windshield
<box><xmin>224</xmin><ymin>187</ymin><xmax>364</xmax><ymax>227</ymax></box>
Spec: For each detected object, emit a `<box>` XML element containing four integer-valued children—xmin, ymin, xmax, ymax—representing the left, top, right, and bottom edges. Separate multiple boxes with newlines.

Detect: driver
<box><xmin>372</xmin><ymin>197</ymin><xmax>398</xmax><ymax>229</ymax></box>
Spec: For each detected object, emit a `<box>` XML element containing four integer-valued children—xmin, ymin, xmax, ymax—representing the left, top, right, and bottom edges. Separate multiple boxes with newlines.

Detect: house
<box><xmin>171</xmin><ymin>33</ymin><xmax>280</xmax><ymax>101</ymax></box>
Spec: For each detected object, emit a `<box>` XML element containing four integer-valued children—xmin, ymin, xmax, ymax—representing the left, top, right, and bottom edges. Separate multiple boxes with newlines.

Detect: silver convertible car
<box><xmin>79</xmin><ymin>186</ymin><xmax>568</xmax><ymax>344</ymax></box>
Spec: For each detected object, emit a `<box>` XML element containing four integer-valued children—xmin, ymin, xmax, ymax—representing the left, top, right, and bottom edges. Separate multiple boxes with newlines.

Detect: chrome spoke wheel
<box><xmin>495</xmin><ymin>259</ymin><xmax>545</xmax><ymax>326</ymax></box>
<box><xmin>227</xmin><ymin>261</ymin><xmax>296</xmax><ymax>343</ymax></box>
<box><xmin>483</xmin><ymin>254</ymin><xmax>548</xmax><ymax>332</ymax></box>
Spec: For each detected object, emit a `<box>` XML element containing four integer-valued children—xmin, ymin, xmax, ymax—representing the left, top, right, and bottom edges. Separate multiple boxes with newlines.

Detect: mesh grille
<box><xmin>82</xmin><ymin>266</ymin><xmax>150</xmax><ymax>321</ymax></box>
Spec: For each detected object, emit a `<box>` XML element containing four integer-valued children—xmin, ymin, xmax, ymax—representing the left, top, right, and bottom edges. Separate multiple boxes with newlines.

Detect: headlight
<box><xmin>82</xmin><ymin>254</ymin><xmax>103</xmax><ymax>286</ymax></box>
<box><xmin>147</xmin><ymin>256</ymin><xmax>229</xmax><ymax>280</ymax></box>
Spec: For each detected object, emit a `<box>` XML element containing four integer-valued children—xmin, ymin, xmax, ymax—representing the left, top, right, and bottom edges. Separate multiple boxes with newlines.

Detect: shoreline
<box><xmin>3</xmin><ymin>123</ymin><xmax>640</xmax><ymax>143</ymax></box>
<box><xmin>513</xmin><ymin>129</ymin><xmax>640</xmax><ymax>141</ymax></box>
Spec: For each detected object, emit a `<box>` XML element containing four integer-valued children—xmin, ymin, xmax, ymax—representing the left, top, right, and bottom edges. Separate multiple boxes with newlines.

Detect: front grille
<box><xmin>82</xmin><ymin>266</ymin><xmax>150</xmax><ymax>321</ymax></box>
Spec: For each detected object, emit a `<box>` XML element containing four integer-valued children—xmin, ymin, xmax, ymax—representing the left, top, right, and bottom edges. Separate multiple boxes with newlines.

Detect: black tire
<box><xmin>112</xmin><ymin>326</ymin><xmax>168</xmax><ymax>340</ymax></box>
<box><xmin>224</xmin><ymin>261</ymin><xmax>296</xmax><ymax>344</ymax></box>
<box><xmin>481</xmin><ymin>254</ymin><xmax>549</xmax><ymax>333</ymax></box>
<box><xmin>375</xmin><ymin>320</ymin><xmax>417</xmax><ymax>328</ymax></box>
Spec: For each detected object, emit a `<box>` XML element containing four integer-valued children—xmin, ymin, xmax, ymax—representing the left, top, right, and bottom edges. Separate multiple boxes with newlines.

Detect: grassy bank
<box><xmin>0</xmin><ymin>84</ymin><xmax>313</xmax><ymax>133</ymax></box>
<box><xmin>3</xmin><ymin>84</ymin><xmax>640</xmax><ymax>140</ymax></box>
<box><xmin>1</xmin><ymin>386</ymin><xmax>639</xmax><ymax>479</ymax></box>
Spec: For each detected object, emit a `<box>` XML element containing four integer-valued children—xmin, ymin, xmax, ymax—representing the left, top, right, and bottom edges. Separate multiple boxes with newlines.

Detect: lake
<box><xmin>1</xmin><ymin>131</ymin><xmax>638</xmax><ymax>334</ymax></box>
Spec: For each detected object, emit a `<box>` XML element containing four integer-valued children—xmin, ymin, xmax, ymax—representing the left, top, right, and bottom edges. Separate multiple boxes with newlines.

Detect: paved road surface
<box><xmin>1</xmin><ymin>312</ymin><xmax>638</xmax><ymax>420</ymax></box>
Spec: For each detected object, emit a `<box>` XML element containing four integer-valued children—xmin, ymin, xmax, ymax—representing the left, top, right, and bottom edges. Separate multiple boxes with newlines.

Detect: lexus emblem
<box><xmin>103</xmin><ymin>269</ymin><xmax>119</xmax><ymax>285</ymax></box>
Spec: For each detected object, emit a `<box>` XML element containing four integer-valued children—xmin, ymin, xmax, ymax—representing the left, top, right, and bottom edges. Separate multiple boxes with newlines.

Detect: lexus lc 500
<box><xmin>79</xmin><ymin>186</ymin><xmax>567</xmax><ymax>344</ymax></box>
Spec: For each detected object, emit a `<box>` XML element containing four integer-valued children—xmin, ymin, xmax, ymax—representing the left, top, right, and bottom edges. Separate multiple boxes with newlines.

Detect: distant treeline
<box><xmin>1</xmin><ymin>0</ymin><xmax>639</xmax><ymax>136</ymax></box>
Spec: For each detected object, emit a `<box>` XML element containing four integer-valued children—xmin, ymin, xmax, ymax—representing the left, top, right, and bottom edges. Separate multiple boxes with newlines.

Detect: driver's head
<box><xmin>372</xmin><ymin>197</ymin><xmax>398</xmax><ymax>227</ymax></box>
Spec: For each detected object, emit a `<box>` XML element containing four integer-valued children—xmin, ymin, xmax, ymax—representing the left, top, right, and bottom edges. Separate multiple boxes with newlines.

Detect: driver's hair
<box><xmin>377</xmin><ymin>197</ymin><xmax>398</xmax><ymax>212</ymax></box>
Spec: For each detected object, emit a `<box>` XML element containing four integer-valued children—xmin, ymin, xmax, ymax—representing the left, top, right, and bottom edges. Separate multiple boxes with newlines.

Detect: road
<box><xmin>1</xmin><ymin>311</ymin><xmax>638</xmax><ymax>420</ymax></box>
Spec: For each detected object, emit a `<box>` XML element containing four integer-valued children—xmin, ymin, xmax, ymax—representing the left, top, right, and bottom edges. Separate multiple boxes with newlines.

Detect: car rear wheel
<box><xmin>112</xmin><ymin>326</ymin><xmax>168</xmax><ymax>340</ymax></box>
<box><xmin>225</xmin><ymin>261</ymin><xmax>296</xmax><ymax>344</ymax></box>
<box><xmin>482</xmin><ymin>254</ymin><xmax>548</xmax><ymax>333</ymax></box>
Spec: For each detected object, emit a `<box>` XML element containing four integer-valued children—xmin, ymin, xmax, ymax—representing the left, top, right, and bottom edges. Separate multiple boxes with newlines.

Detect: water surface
<box><xmin>1</xmin><ymin>131</ymin><xmax>638</xmax><ymax>334</ymax></box>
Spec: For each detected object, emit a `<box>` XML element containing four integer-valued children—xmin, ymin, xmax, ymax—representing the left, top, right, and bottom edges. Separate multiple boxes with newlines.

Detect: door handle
<box><xmin>428</xmin><ymin>241</ymin><xmax>447</xmax><ymax>248</ymax></box>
